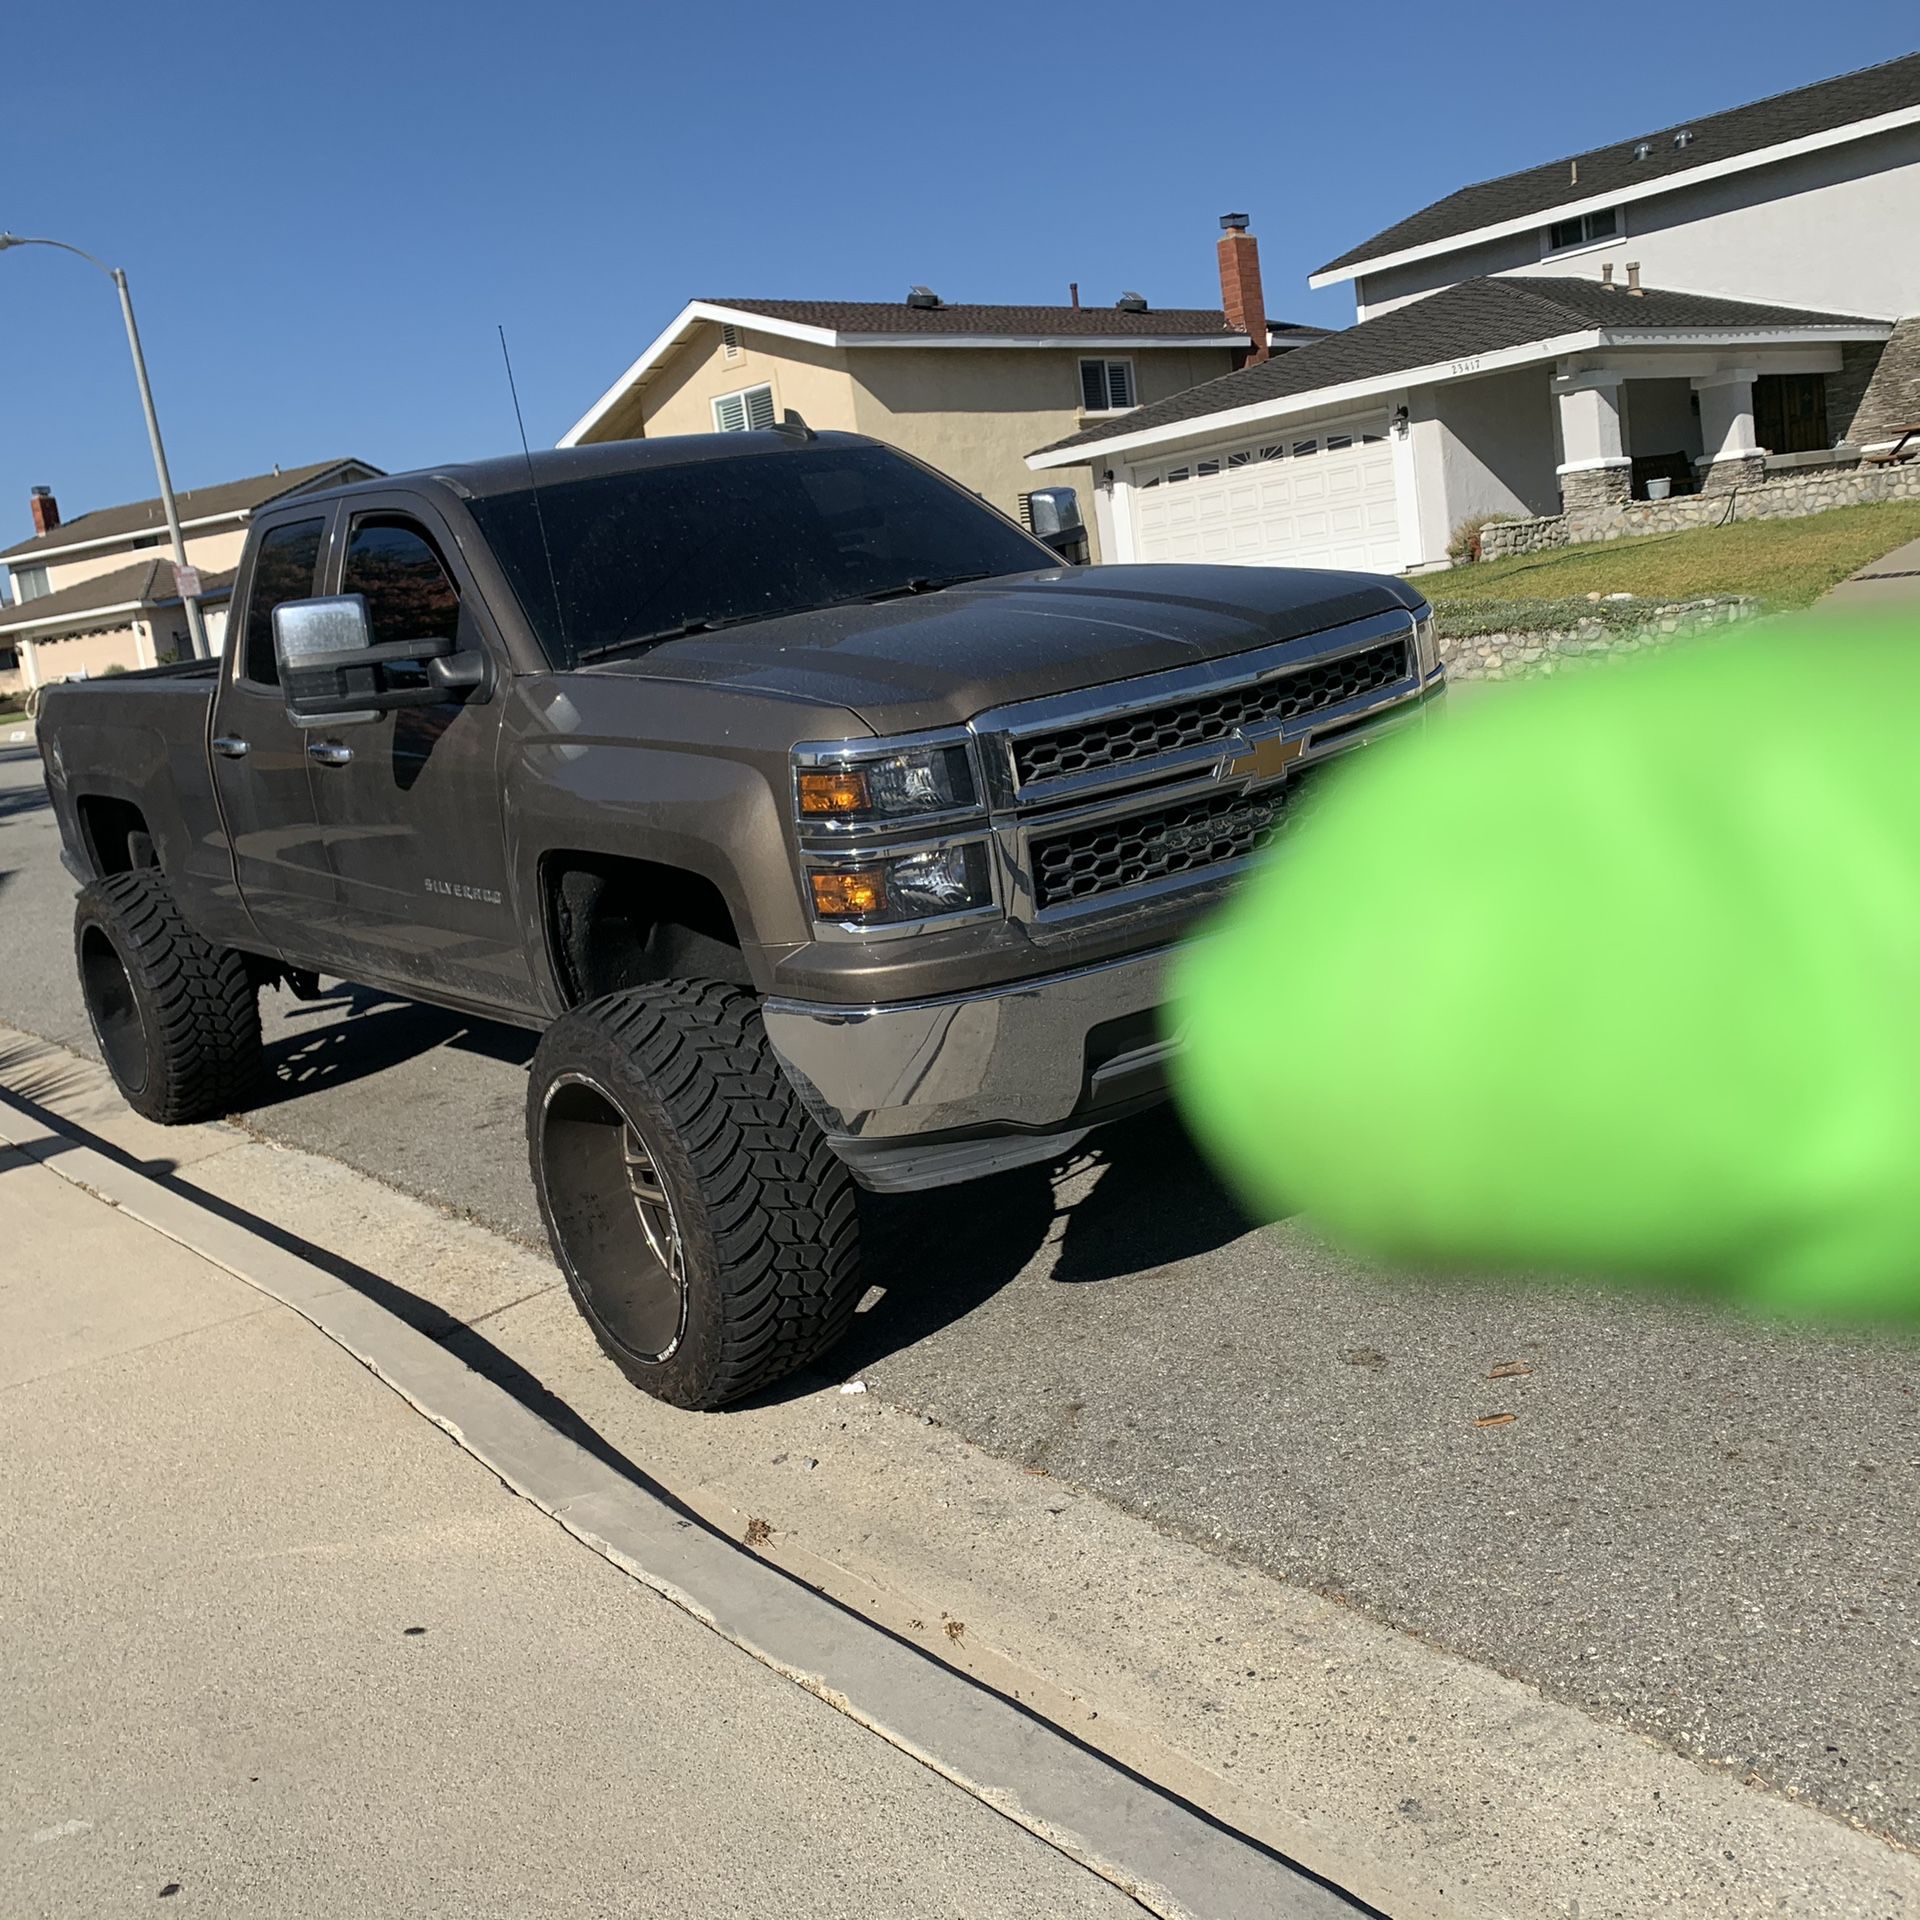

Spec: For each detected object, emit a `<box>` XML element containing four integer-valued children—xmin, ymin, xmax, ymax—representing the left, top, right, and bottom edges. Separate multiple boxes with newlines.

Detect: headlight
<box><xmin>794</xmin><ymin>738</ymin><xmax>976</xmax><ymax>823</ymax></box>
<box><xmin>1412</xmin><ymin>607</ymin><xmax>1440</xmax><ymax>676</ymax></box>
<box><xmin>808</xmin><ymin>842</ymin><xmax>995</xmax><ymax>928</ymax></box>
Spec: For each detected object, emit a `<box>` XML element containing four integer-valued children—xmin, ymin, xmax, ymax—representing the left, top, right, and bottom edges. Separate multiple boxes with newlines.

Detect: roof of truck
<box><xmin>282</xmin><ymin>429</ymin><xmax>878</xmax><ymax>511</ymax></box>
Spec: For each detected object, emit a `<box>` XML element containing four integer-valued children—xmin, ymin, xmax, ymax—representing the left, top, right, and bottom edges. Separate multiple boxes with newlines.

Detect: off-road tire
<box><xmin>526</xmin><ymin>981</ymin><xmax>863</xmax><ymax>1410</ymax></box>
<box><xmin>73</xmin><ymin>871</ymin><xmax>263</xmax><ymax>1124</ymax></box>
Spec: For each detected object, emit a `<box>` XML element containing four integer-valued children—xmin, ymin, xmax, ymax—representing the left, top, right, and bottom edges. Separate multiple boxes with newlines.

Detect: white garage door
<box><xmin>1129</xmin><ymin>414</ymin><xmax>1402</xmax><ymax>572</ymax></box>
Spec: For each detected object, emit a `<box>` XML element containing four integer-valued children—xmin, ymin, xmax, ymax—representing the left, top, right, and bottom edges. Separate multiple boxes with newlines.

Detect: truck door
<box><xmin>209</xmin><ymin>509</ymin><xmax>344</xmax><ymax>962</ymax></box>
<box><xmin>300</xmin><ymin>497</ymin><xmax>537</xmax><ymax>1013</ymax></box>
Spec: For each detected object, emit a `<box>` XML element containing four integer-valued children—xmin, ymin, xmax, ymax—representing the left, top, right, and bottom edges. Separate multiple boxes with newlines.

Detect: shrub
<box><xmin>1447</xmin><ymin>515</ymin><xmax>1502</xmax><ymax>566</ymax></box>
<box><xmin>103</xmin><ymin>663</ymin><xmax>128</xmax><ymax>677</ymax></box>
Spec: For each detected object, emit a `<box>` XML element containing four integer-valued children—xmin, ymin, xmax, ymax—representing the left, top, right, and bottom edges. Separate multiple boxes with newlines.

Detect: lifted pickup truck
<box><xmin>39</xmin><ymin>428</ymin><xmax>1441</xmax><ymax>1407</ymax></box>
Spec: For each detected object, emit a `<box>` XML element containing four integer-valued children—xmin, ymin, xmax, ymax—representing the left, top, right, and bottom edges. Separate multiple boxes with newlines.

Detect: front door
<box><xmin>211</xmin><ymin>509</ymin><xmax>343</xmax><ymax>963</ymax></box>
<box><xmin>301</xmin><ymin>497</ymin><xmax>536</xmax><ymax>1014</ymax></box>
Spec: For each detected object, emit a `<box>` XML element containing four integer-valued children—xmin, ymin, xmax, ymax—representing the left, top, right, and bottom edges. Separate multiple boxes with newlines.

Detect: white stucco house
<box><xmin>1028</xmin><ymin>52</ymin><xmax>1920</xmax><ymax>571</ymax></box>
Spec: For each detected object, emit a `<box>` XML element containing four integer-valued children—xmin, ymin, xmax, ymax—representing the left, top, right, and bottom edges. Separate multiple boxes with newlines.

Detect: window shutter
<box><xmin>713</xmin><ymin>392</ymin><xmax>747</xmax><ymax>433</ymax></box>
<box><xmin>744</xmin><ymin>385</ymin><xmax>777</xmax><ymax>432</ymax></box>
<box><xmin>1106</xmin><ymin>360</ymin><xmax>1135</xmax><ymax>409</ymax></box>
<box><xmin>1080</xmin><ymin>359</ymin><xmax>1108</xmax><ymax>411</ymax></box>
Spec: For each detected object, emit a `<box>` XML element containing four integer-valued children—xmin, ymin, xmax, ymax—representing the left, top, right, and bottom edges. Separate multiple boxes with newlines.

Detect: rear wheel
<box><xmin>73</xmin><ymin>871</ymin><xmax>263</xmax><ymax>1124</ymax></box>
<box><xmin>527</xmin><ymin>981</ymin><xmax>862</xmax><ymax>1410</ymax></box>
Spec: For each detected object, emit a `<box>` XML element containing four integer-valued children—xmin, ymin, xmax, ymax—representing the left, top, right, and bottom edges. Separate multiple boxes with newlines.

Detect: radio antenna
<box><xmin>498</xmin><ymin>325</ymin><xmax>569</xmax><ymax>656</ymax></box>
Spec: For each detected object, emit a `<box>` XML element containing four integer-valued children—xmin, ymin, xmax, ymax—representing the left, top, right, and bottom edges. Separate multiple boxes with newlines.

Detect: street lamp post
<box><xmin>0</xmin><ymin>233</ymin><xmax>211</xmax><ymax>661</ymax></box>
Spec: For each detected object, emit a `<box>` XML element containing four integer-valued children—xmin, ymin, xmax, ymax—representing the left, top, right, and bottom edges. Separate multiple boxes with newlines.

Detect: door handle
<box><xmin>211</xmin><ymin>735</ymin><xmax>250</xmax><ymax>759</ymax></box>
<box><xmin>307</xmin><ymin>741</ymin><xmax>354</xmax><ymax>768</ymax></box>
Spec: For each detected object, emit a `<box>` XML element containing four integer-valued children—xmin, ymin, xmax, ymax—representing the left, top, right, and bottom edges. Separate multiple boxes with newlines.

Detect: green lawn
<box><xmin>1421</xmin><ymin>500</ymin><xmax>1920</xmax><ymax>638</ymax></box>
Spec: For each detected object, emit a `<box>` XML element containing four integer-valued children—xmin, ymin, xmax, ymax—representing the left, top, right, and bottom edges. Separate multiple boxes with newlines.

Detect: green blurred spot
<box><xmin>1172</xmin><ymin>616</ymin><xmax>1920</xmax><ymax>1323</ymax></box>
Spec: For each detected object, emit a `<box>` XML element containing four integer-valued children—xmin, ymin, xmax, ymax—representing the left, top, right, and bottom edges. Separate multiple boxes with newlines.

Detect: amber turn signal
<box><xmin>810</xmin><ymin>867</ymin><xmax>888</xmax><ymax>919</ymax></box>
<box><xmin>798</xmin><ymin>768</ymin><xmax>872</xmax><ymax>816</ymax></box>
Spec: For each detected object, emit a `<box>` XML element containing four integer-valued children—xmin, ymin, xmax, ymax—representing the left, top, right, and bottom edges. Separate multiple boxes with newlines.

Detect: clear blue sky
<box><xmin>2</xmin><ymin>0</ymin><xmax>1912</xmax><ymax>547</ymax></box>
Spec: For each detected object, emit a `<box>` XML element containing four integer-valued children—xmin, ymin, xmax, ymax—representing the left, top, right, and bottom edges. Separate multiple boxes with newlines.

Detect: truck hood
<box><xmin>584</xmin><ymin>565</ymin><xmax>1425</xmax><ymax>736</ymax></box>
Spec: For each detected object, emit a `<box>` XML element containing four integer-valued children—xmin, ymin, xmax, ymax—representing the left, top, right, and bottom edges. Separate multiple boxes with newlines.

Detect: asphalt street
<box><xmin>2</xmin><ymin>737</ymin><xmax>1916</xmax><ymax>1847</ymax></box>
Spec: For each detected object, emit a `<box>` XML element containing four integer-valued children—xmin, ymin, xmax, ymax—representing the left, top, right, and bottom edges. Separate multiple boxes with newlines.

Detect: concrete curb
<box><xmin>0</xmin><ymin>1083</ymin><xmax>1369</xmax><ymax>1920</ymax></box>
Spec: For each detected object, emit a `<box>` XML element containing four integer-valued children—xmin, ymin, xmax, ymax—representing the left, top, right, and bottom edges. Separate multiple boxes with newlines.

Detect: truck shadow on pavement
<box><xmin>253</xmin><ymin>985</ymin><xmax>537</xmax><ymax>1107</ymax></box>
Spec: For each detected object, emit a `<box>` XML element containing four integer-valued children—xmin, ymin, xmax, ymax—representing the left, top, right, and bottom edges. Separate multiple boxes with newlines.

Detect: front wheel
<box><xmin>526</xmin><ymin>981</ymin><xmax>863</xmax><ymax>1410</ymax></box>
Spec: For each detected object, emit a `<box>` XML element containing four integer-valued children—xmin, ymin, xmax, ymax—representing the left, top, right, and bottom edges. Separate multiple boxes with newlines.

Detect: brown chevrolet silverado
<box><xmin>38</xmin><ymin>426</ymin><xmax>1442</xmax><ymax>1407</ymax></box>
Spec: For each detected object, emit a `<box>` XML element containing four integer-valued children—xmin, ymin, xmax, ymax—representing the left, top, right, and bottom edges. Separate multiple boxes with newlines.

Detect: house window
<box><xmin>1293</xmin><ymin>439</ymin><xmax>1318</xmax><ymax>457</ymax></box>
<box><xmin>712</xmin><ymin>384</ymin><xmax>776</xmax><ymax>433</ymax></box>
<box><xmin>11</xmin><ymin>564</ymin><xmax>48</xmax><ymax>603</ymax></box>
<box><xmin>1545</xmin><ymin>208</ymin><xmax>1620</xmax><ymax>254</ymax></box>
<box><xmin>1196</xmin><ymin>459</ymin><xmax>1221</xmax><ymax>477</ymax></box>
<box><xmin>1754</xmin><ymin>373</ymin><xmax>1829</xmax><ymax>455</ymax></box>
<box><xmin>722</xmin><ymin>323</ymin><xmax>741</xmax><ymax>361</ymax></box>
<box><xmin>1325</xmin><ymin>433</ymin><xmax>1353</xmax><ymax>450</ymax></box>
<box><xmin>1079</xmin><ymin>358</ymin><xmax>1136</xmax><ymax>413</ymax></box>
<box><xmin>0</xmin><ymin>644</ymin><xmax>16</xmax><ymax>671</ymax></box>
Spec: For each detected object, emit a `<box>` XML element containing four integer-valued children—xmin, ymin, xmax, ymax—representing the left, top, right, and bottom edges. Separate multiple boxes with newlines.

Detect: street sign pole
<box><xmin>111</xmin><ymin>268</ymin><xmax>210</xmax><ymax>662</ymax></box>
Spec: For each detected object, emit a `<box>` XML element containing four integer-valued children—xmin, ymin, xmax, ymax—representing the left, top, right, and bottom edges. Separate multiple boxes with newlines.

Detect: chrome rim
<box><xmin>539</xmin><ymin>1073</ymin><xmax>688</xmax><ymax>1364</ymax></box>
<box><xmin>79</xmin><ymin>924</ymin><xmax>149</xmax><ymax>1097</ymax></box>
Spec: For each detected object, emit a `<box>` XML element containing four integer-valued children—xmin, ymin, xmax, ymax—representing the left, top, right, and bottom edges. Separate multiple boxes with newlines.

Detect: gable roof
<box><xmin>0</xmin><ymin>557</ymin><xmax>238</xmax><ymax>638</ymax></box>
<box><xmin>1028</xmin><ymin>276</ymin><xmax>1886</xmax><ymax>464</ymax></box>
<box><xmin>1</xmin><ymin>459</ymin><xmax>379</xmax><ymax>564</ymax></box>
<box><xmin>558</xmin><ymin>297</ymin><xmax>1329</xmax><ymax>447</ymax></box>
<box><xmin>1314</xmin><ymin>51</ymin><xmax>1920</xmax><ymax>285</ymax></box>
<box><xmin>705</xmin><ymin>298</ymin><xmax>1327</xmax><ymax>342</ymax></box>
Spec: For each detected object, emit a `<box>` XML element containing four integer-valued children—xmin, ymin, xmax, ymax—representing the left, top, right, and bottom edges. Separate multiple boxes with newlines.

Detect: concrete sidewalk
<box><xmin>1820</xmin><ymin>533</ymin><xmax>1920</xmax><ymax>606</ymax></box>
<box><xmin>0</xmin><ymin>1140</ymin><xmax>1143</xmax><ymax>1919</ymax></box>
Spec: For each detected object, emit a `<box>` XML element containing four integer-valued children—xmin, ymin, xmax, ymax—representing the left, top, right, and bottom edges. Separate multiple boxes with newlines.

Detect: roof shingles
<box><xmin>0</xmin><ymin>559</ymin><xmax>237</xmax><ymax>637</ymax></box>
<box><xmin>1032</xmin><ymin>277</ymin><xmax>1882</xmax><ymax>457</ymax></box>
<box><xmin>708</xmin><ymin>297</ymin><xmax>1326</xmax><ymax>342</ymax></box>
<box><xmin>1</xmin><ymin>458</ymin><xmax>376</xmax><ymax>563</ymax></box>
<box><xmin>1319</xmin><ymin>52</ymin><xmax>1920</xmax><ymax>276</ymax></box>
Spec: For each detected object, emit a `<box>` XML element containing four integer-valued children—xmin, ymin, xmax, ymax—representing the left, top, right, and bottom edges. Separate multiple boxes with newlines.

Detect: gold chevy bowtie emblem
<box><xmin>1222</xmin><ymin>733</ymin><xmax>1304</xmax><ymax>785</ymax></box>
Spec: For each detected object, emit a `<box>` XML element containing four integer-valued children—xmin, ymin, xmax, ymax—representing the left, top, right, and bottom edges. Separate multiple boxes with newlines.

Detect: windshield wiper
<box><xmin>578</xmin><ymin>610</ymin><xmax>774</xmax><ymax>664</ymax></box>
<box><xmin>857</xmin><ymin>571</ymin><xmax>993</xmax><ymax>605</ymax></box>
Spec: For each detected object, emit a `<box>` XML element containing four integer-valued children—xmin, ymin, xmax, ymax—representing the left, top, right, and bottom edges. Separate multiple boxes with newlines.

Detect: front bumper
<box><xmin>761</xmin><ymin>943</ymin><xmax>1178</xmax><ymax>1192</ymax></box>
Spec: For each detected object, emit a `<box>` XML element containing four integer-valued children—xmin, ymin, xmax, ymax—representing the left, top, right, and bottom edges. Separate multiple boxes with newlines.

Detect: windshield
<box><xmin>465</xmin><ymin>443</ymin><xmax>1057</xmax><ymax>669</ymax></box>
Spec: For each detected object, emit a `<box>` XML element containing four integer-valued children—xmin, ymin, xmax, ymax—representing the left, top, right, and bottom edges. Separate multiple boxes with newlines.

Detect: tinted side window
<box><xmin>342</xmin><ymin>517</ymin><xmax>460</xmax><ymax>648</ymax></box>
<box><xmin>242</xmin><ymin>518</ymin><xmax>325</xmax><ymax>685</ymax></box>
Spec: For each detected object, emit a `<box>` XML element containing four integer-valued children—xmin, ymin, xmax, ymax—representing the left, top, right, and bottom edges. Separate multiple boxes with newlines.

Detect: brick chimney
<box><xmin>29</xmin><ymin>485</ymin><xmax>59</xmax><ymax>537</ymax></box>
<box><xmin>1217</xmin><ymin>214</ymin><xmax>1268</xmax><ymax>367</ymax></box>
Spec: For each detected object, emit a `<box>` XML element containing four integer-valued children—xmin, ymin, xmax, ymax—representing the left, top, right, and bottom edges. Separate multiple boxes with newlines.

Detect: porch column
<box><xmin>19</xmin><ymin>639</ymin><xmax>41</xmax><ymax>691</ymax></box>
<box><xmin>1553</xmin><ymin>370</ymin><xmax>1631</xmax><ymax>516</ymax></box>
<box><xmin>1692</xmin><ymin>370</ymin><xmax>1766</xmax><ymax>492</ymax></box>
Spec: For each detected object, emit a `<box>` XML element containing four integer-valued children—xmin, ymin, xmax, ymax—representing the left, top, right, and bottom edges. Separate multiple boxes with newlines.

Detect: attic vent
<box><xmin>1115</xmin><ymin>291</ymin><xmax>1149</xmax><ymax>313</ymax></box>
<box><xmin>721</xmin><ymin>323</ymin><xmax>741</xmax><ymax>360</ymax></box>
<box><xmin>1673</xmin><ymin>128</ymin><xmax>1695</xmax><ymax>148</ymax></box>
<box><xmin>1632</xmin><ymin>140</ymin><xmax>1653</xmax><ymax>161</ymax></box>
<box><xmin>906</xmin><ymin>285</ymin><xmax>941</xmax><ymax>309</ymax></box>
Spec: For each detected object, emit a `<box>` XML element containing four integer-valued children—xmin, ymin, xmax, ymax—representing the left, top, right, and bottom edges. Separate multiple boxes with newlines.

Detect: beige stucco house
<box><xmin>1029</xmin><ymin>52</ymin><xmax>1920</xmax><ymax>572</ymax></box>
<box><xmin>0</xmin><ymin>459</ymin><xmax>379</xmax><ymax>698</ymax></box>
<box><xmin>559</xmin><ymin>219</ymin><xmax>1323</xmax><ymax>563</ymax></box>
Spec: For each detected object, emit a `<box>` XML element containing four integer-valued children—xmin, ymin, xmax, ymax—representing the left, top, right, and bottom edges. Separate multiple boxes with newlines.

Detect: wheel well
<box><xmin>543</xmin><ymin>854</ymin><xmax>752</xmax><ymax>1006</ymax></box>
<box><xmin>77</xmin><ymin>796</ymin><xmax>156</xmax><ymax>876</ymax></box>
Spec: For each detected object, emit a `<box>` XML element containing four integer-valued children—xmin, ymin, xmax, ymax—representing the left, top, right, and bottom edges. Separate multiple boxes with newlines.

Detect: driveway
<box><xmin>1</xmin><ymin>739</ymin><xmax>1916</xmax><ymax>1849</ymax></box>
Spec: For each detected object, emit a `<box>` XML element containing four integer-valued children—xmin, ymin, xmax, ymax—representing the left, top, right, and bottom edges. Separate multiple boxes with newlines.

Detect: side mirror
<box><xmin>1026</xmin><ymin>486</ymin><xmax>1089</xmax><ymax>565</ymax></box>
<box><xmin>273</xmin><ymin>596</ymin><xmax>488</xmax><ymax>726</ymax></box>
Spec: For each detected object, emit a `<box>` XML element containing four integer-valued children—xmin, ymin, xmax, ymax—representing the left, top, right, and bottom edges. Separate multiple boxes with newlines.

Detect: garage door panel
<box><xmin>1130</xmin><ymin>414</ymin><xmax>1400</xmax><ymax>573</ymax></box>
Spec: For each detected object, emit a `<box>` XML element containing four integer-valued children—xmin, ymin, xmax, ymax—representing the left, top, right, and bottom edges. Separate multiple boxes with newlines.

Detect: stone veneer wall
<box><xmin>1480</xmin><ymin>460</ymin><xmax>1920</xmax><ymax>561</ymax></box>
<box><xmin>1438</xmin><ymin>596</ymin><xmax>1758</xmax><ymax>681</ymax></box>
<box><xmin>1829</xmin><ymin>318</ymin><xmax>1920</xmax><ymax>449</ymax></box>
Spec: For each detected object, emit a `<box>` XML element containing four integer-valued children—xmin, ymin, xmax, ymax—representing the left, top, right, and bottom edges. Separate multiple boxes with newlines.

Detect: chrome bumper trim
<box><xmin>762</xmin><ymin>943</ymin><xmax>1178</xmax><ymax>1149</ymax></box>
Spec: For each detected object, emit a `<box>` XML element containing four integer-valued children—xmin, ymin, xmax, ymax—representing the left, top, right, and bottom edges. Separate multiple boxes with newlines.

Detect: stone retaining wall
<box><xmin>1479</xmin><ymin>460</ymin><xmax>1920</xmax><ymax>562</ymax></box>
<box><xmin>1439</xmin><ymin>595</ymin><xmax>1758</xmax><ymax>681</ymax></box>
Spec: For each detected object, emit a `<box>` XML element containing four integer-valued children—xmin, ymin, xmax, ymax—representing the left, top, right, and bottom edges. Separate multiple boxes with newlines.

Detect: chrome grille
<box><xmin>1031</xmin><ymin>782</ymin><xmax>1314</xmax><ymax>910</ymax></box>
<box><xmin>1011</xmin><ymin>637</ymin><xmax>1409</xmax><ymax>789</ymax></box>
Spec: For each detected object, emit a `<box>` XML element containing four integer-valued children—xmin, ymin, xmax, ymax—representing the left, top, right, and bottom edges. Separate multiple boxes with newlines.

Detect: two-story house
<box><xmin>1027</xmin><ymin>53</ymin><xmax>1920</xmax><ymax>572</ymax></box>
<box><xmin>559</xmin><ymin>217</ymin><xmax>1325</xmax><ymax>563</ymax></box>
<box><xmin>0</xmin><ymin>458</ymin><xmax>380</xmax><ymax>696</ymax></box>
